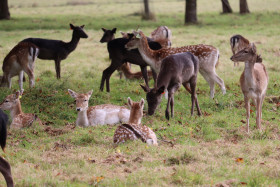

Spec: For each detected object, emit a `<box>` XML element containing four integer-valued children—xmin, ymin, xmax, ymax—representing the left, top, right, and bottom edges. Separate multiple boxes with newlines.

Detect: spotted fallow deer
<box><xmin>68</xmin><ymin>89</ymin><xmax>130</xmax><ymax>126</ymax></box>
<box><xmin>230</xmin><ymin>43</ymin><xmax>268</xmax><ymax>133</ymax></box>
<box><xmin>113</xmin><ymin>98</ymin><xmax>158</xmax><ymax>145</ymax></box>
<box><xmin>1</xmin><ymin>42</ymin><xmax>39</xmax><ymax>90</ymax></box>
<box><xmin>0</xmin><ymin>90</ymin><xmax>38</xmax><ymax>129</ymax></box>
<box><xmin>230</xmin><ymin>34</ymin><xmax>250</xmax><ymax>67</ymax></box>
<box><xmin>125</xmin><ymin>31</ymin><xmax>226</xmax><ymax>98</ymax></box>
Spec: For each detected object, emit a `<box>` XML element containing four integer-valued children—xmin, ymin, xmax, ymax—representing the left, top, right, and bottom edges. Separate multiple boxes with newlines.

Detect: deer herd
<box><xmin>0</xmin><ymin>23</ymin><xmax>269</xmax><ymax>186</ymax></box>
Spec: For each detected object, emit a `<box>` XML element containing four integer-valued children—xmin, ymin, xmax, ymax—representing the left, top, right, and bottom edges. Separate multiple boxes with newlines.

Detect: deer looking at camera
<box><xmin>230</xmin><ymin>34</ymin><xmax>250</xmax><ymax>67</ymax></box>
<box><xmin>0</xmin><ymin>90</ymin><xmax>38</xmax><ymax>129</ymax></box>
<box><xmin>1</xmin><ymin>42</ymin><xmax>39</xmax><ymax>90</ymax></box>
<box><xmin>21</xmin><ymin>24</ymin><xmax>88</xmax><ymax>79</ymax></box>
<box><xmin>230</xmin><ymin>43</ymin><xmax>268</xmax><ymax>133</ymax></box>
<box><xmin>113</xmin><ymin>98</ymin><xmax>158</xmax><ymax>145</ymax></box>
<box><xmin>68</xmin><ymin>89</ymin><xmax>130</xmax><ymax>126</ymax></box>
<box><xmin>125</xmin><ymin>31</ymin><xmax>226</xmax><ymax>98</ymax></box>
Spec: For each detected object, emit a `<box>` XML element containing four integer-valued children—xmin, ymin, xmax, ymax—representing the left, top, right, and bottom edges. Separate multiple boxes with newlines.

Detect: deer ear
<box><xmin>87</xmin><ymin>90</ymin><xmax>93</xmax><ymax>97</ymax></box>
<box><xmin>250</xmin><ymin>43</ymin><xmax>257</xmax><ymax>53</ymax></box>
<box><xmin>140</xmin><ymin>98</ymin><xmax>145</xmax><ymax>108</ymax></box>
<box><xmin>101</xmin><ymin>28</ymin><xmax>107</xmax><ymax>32</ymax></box>
<box><xmin>157</xmin><ymin>86</ymin><xmax>165</xmax><ymax>95</ymax></box>
<box><xmin>127</xmin><ymin>97</ymin><xmax>133</xmax><ymax>108</ymax></box>
<box><xmin>256</xmin><ymin>54</ymin><xmax>263</xmax><ymax>63</ymax></box>
<box><xmin>80</xmin><ymin>25</ymin><xmax>85</xmax><ymax>28</ymax></box>
<box><xmin>70</xmin><ymin>24</ymin><xmax>75</xmax><ymax>30</ymax></box>
<box><xmin>140</xmin><ymin>84</ymin><xmax>150</xmax><ymax>92</ymax></box>
<box><xmin>68</xmin><ymin>89</ymin><xmax>77</xmax><ymax>98</ymax></box>
<box><xmin>112</xmin><ymin>28</ymin><xmax>117</xmax><ymax>34</ymax></box>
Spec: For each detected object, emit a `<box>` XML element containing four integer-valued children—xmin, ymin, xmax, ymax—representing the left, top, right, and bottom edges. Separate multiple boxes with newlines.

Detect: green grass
<box><xmin>0</xmin><ymin>0</ymin><xmax>280</xmax><ymax>186</ymax></box>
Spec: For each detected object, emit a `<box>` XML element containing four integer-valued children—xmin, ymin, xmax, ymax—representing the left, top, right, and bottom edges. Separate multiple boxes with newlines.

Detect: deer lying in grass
<box><xmin>68</xmin><ymin>89</ymin><xmax>130</xmax><ymax>126</ymax></box>
<box><xmin>126</xmin><ymin>31</ymin><xmax>226</xmax><ymax>98</ymax></box>
<box><xmin>141</xmin><ymin>52</ymin><xmax>202</xmax><ymax>119</ymax></box>
<box><xmin>0</xmin><ymin>90</ymin><xmax>38</xmax><ymax>129</ymax></box>
<box><xmin>99</xmin><ymin>28</ymin><xmax>162</xmax><ymax>92</ymax></box>
<box><xmin>113</xmin><ymin>98</ymin><xmax>157</xmax><ymax>145</ymax></box>
<box><xmin>230</xmin><ymin>43</ymin><xmax>268</xmax><ymax>133</ymax></box>
<box><xmin>230</xmin><ymin>34</ymin><xmax>250</xmax><ymax>67</ymax></box>
<box><xmin>119</xmin><ymin>62</ymin><xmax>153</xmax><ymax>80</ymax></box>
<box><xmin>1</xmin><ymin>42</ymin><xmax>39</xmax><ymax>90</ymax></box>
<box><xmin>21</xmin><ymin>24</ymin><xmax>88</xmax><ymax>79</ymax></box>
<box><xmin>0</xmin><ymin>109</ymin><xmax>14</xmax><ymax>187</ymax></box>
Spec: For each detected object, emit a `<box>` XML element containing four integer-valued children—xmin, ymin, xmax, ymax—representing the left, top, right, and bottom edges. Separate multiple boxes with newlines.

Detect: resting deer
<box><xmin>113</xmin><ymin>98</ymin><xmax>158</xmax><ymax>145</ymax></box>
<box><xmin>230</xmin><ymin>34</ymin><xmax>250</xmax><ymax>67</ymax></box>
<box><xmin>230</xmin><ymin>43</ymin><xmax>268</xmax><ymax>133</ymax></box>
<box><xmin>0</xmin><ymin>90</ymin><xmax>38</xmax><ymax>129</ymax></box>
<box><xmin>119</xmin><ymin>62</ymin><xmax>153</xmax><ymax>80</ymax></box>
<box><xmin>68</xmin><ymin>89</ymin><xmax>130</xmax><ymax>126</ymax></box>
<box><xmin>126</xmin><ymin>31</ymin><xmax>226</xmax><ymax>98</ymax></box>
<box><xmin>0</xmin><ymin>109</ymin><xmax>14</xmax><ymax>187</ymax></box>
<box><xmin>21</xmin><ymin>23</ymin><xmax>88</xmax><ymax>79</ymax></box>
<box><xmin>141</xmin><ymin>52</ymin><xmax>201</xmax><ymax>119</ymax></box>
<box><xmin>1</xmin><ymin>42</ymin><xmax>39</xmax><ymax>90</ymax></box>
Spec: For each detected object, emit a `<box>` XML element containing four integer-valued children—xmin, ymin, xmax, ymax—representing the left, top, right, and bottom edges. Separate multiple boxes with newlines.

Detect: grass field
<box><xmin>0</xmin><ymin>0</ymin><xmax>280</xmax><ymax>186</ymax></box>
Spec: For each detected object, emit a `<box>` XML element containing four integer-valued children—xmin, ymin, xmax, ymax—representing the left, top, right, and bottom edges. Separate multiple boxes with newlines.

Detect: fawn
<box><xmin>230</xmin><ymin>43</ymin><xmax>268</xmax><ymax>133</ymax></box>
<box><xmin>68</xmin><ymin>89</ymin><xmax>130</xmax><ymax>126</ymax></box>
<box><xmin>113</xmin><ymin>98</ymin><xmax>158</xmax><ymax>145</ymax></box>
<box><xmin>230</xmin><ymin>34</ymin><xmax>250</xmax><ymax>67</ymax></box>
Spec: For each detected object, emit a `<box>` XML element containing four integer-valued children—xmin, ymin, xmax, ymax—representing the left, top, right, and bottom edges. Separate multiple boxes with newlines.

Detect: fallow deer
<box><xmin>113</xmin><ymin>98</ymin><xmax>158</xmax><ymax>145</ymax></box>
<box><xmin>126</xmin><ymin>31</ymin><xmax>226</xmax><ymax>98</ymax></box>
<box><xmin>141</xmin><ymin>52</ymin><xmax>201</xmax><ymax>119</ymax></box>
<box><xmin>21</xmin><ymin>23</ymin><xmax>88</xmax><ymax>79</ymax></box>
<box><xmin>230</xmin><ymin>43</ymin><xmax>268</xmax><ymax>133</ymax></box>
<box><xmin>119</xmin><ymin>62</ymin><xmax>153</xmax><ymax>80</ymax></box>
<box><xmin>1</xmin><ymin>42</ymin><xmax>39</xmax><ymax>90</ymax></box>
<box><xmin>230</xmin><ymin>34</ymin><xmax>250</xmax><ymax>67</ymax></box>
<box><xmin>0</xmin><ymin>109</ymin><xmax>14</xmax><ymax>187</ymax></box>
<box><xmin>68</xmin><ymin>89</ymin><xmax>130</xmax><ymax>126</ymax></box>
<box><xmin>0</xmin><ymin>90</ymin><xmax>38</xmax><ymax>129</ymax></box>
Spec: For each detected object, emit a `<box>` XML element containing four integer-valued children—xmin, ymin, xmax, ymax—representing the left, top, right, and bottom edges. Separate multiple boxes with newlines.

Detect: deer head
<box><xmin>140</xmin><ymin>84</ymin><xmax>164</xmax><ymax>115</ymax></box>
<box><xmin>230</xmin><ymin>43</ymin><xmax>262</xmax><ymax>63</ymax></box>
<box><xmin>68</xmin><ymin>89</ymin><xmax>93</xmax><ymax>112</ymax></box>
<box><xmin>100</xmin><ymin>28</ymin><xmax>117</xmax><ymax>43</ymax></box>
<box><xmin>0</xmin><ymin>90</ymin><xmax>23</xmax><ymax>111</ymax></box>
<box><xmin>127</xmin><ymin>97</ymin><xmax>144</xmax><ymax>124</ymax></box>
<box><xmin>70</xmin><ymin>23</ymin><xmax>88</xmax><ymax>39</ymax></box>
<box><xmin>125</xmin><ymin>31</ymin><xmax>142</xmax><ymax>50</ymax></box>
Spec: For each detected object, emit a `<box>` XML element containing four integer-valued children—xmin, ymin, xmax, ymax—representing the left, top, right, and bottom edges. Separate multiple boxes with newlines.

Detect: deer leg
<box><xmin>140</xmin><ymin>66</ymin><xmax>149</xmax><ymax>88</ymax></box>
<box><xmin>199</xmin><ymin>70</ymin><xmax>215</xmax><ymax>99</ymax></box>
<box><xmin>182</xmin><ymin>82</ymin><xmax>191</xmax><ymax>94</ymax></box>
<box><xmin>244</xmin><ymin>96</ymin><xmax>250</xmax><ymax>133</ymax></box>
<box><xmin>23</xmin><ymin>67</ymin><xmax>35</xmax><ymax>89</ymax></box>
<box><xmin>18</xmin><ymin>71</ymin><xmax>24</xmax><ymax>90</ymax></box>
<box><xmin>165</xmin><ymin>93</ymin><xmax>171</xmax><ymax>120</ymax></box>
<box><xmin>54</xmin><ymin>59</ymin><xmax>61</xmax><ymax>79</ymax></box>
<box><xmin>189</xmin><ymin>77</ymin><xmax>199</xmax><ymax>116</ymax></box>
<box><xmin>100</xmin><ymin>61</ymin><xmax>120</xmax><ymax>92</ymax></box>
<box><xmin>170</xmin><ymin>94</ymin><xmax>174</xmax><ymax>118</ymax></box>
<box><xmin>0</xmin><ymin>156</ymin><xmax>14</xmax><ymax>187</ymax></box>
<box><xmin>7</xmin><ymin>76</ymin><xmax>12</xmax><ymax>89</ymax></box>
<box><xmin>256</xmin><ymin>96</ymin><xmax>262</xmax><ymax>130</ymax></box>
<box><xmin>166</xmin><ymin>84</ymin><xmax>180</xmax><ymax>119</ymax></box>
<box><xmin>151</xmin><ymin>69</ymin><xmax>157</xmax><ymax>88</ymax></box>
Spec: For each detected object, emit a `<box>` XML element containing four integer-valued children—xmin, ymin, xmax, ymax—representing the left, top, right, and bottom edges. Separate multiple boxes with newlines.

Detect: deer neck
<box><xmin>76</xmin><ymin>109</ymin><xmax>89</xmax><ymax>127</ymax></box>
<box><xmin>128</xmin><ymin>114</ymin><xmax>142</xmax><ymax>125</ymax></box>
<box><xmin>66</xmin><ymin>33</ymin><xmax>80</xmax><ymax>53</ymax></box>
<box><xmin>244</xmin><ymin>60</ymin><xmax>256</xmax><ymax>87</ymax></box>
<box><xmin>10</xmin><ymin>101</ymin><xmax>23</xmax><ymax>119</ymax></box>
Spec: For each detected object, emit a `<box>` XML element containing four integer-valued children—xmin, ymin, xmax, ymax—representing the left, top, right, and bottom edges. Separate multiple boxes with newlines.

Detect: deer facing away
<box><xmin>230</xmin><ymin>43</ymin><xmax>268</xmax><ymax>133</ymax></box>
<box><xmin>68</xmin><ymin>89</ymin><xmax>130</xmax><ymax>126</ymax></box>
<box><xmin>1</xmin><ymin>42</ymin><xmax>39</xmax><ymax>90</ymax></box>
<box><xmin>0</xmin><ymin>90</ymin><xmax>38</xmax><ymax>129</ymax></box>
<box><xmin>125</xmin><ymin>31</ymin><xmax>226</xmax><ymax>98</ymax></box>
<box><xmin>113</xmin><ymin>97</ymin><xmax>158</xmax><ymax>145</ymax></box>
<box><xmin>21</xmin><ymin>24</ymin><xmax>88</xmax><ymax>79</ymax></box>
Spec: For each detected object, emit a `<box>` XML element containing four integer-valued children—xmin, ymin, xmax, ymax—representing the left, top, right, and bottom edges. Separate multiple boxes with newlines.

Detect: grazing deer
<box><xmin>141</xmin><ymin>52</ymin><xmax>201</xmax><ymax>119</ymax></box>
<box><xmin>113</xmin><ymin>98</ymin><xmax>158</xmax><ymax>145</ymax></box>
<box><xmin>0</xmin><ymin>90</ymin><xmax>38</xmax><ymax>129</ymax></box>
<box><xmin>21</xmin><ymin>23</ymin><xmax>88</xmax><ymax>79</ymax></box>
<box><xmin>0</xmin><ymin>109</ymin><xmax>14</xmax><ymax>187</ymax></box>
<box><xmin>68</xmin><ymin>89</ymin><xmax>130</xmax><ymax>126</ymax></box>
<box><xmin>99</xmin><ymin>28</ymin><xmax>162</xmax><ymax>92</ymax></box>
<box><xmin>230</xmin><ymin>34</ymin><xmax>250</xmax><ymax>67</ymax></box>
<box><xmin>230</xmin><ymin>43</ymin><xmax>268</xmax><ymax>133</ymax></box>
<box><xmin>1</xmin><ymin>42</ymin><xmax>39</xmax><ymax>90</ymax></box>
<box><xmin>126</xmin><ymin>31</ymin><xmax>226</xmax><ymax>98</ymax></box>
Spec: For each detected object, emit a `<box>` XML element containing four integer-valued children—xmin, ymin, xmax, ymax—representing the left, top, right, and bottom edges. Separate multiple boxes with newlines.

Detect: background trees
<box><xmin>0</xmin><ymin>0</ymin><xmax>10</xmax><ymax>20</ymax></box>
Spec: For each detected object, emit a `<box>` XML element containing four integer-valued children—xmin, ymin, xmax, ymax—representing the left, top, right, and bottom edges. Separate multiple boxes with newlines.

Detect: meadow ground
<box><xmin>0</xmin><ymin>0</ymin><xmax>280</xmax><ymax>186</ymax></box>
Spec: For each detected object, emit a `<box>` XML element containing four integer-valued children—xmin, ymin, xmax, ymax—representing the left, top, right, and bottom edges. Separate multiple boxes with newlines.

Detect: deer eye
<box><xmin>5</xmin><ymin>100</ymin><xmax>9</xmax><ymax>103</ymax></box>
<box><xmin>84</xmin><ymin>100</ymin><xmax>87</xmax><ymax>102</ymax></box>
<box><xmin>244</xmin><ymin>51</ymin><xmax>249</xmax><ymax>53</ymax></box>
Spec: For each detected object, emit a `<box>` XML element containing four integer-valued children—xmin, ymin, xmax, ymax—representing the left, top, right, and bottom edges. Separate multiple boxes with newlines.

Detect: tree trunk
<box><xmin>221</xmin><ymin>0</ymin><xmax>232</xmax><ymax>14</ymax></box>
<box><xmin>240</xmin><ymin>0</ymin><xmax>250</xmax><ymax>14</ymax></box>
<box><xmin>185</xmin><ymin>0</ymin><xmax>197</xmax><ymax>24</ymax></box>
<box><xmin>142</xmin><ymin>0</ymin><xmax>154</xmax><ymax>20</ymax></box>
<box><xmin>0</xmin><ymin>0</ymin><xmax>10</xmax><ymax>20</ymax></box>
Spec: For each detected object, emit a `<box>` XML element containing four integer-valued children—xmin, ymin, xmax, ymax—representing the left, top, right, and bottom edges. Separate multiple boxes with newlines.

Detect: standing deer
<box><xmin>141</xmin><ymin>52</ymin><xmax>201</xmax><ymax>119</ymax></box>
<box><xmin>0</xmin><ymin>109</ymin><xmax>14</xmax><ymax>187</ymax></box>
<box><xmin>1</xmin><ymin>42</ymin><xmax>39</xmax><ymax>90</ymax></box>
<box><xmin>113</xmin><ymin>98</ymin><xmax>158</xmax><ymax>145</ymax></box>
<box><xmin>21</xmin><ymin>23</ymin><xmax>88</xmax><ymax>79</ymax></box>
<box><xmin>125</xmin><ymin>31</ymin><xmax>226</xmax><ymax>98</ymax></box>
<box><xmin>230</xmin><ymin>43</ymin><xmax>268</xmax><ymax>133</ymax></box>
<box><xmin>68</xmin><ymin>89</ymin><xmax>130</xmax><ymax>126</ymax></box>
<box><xmin>0</xmin><ymin>90</ymin><xmax>38</xmax><ymax>129</ymax></box>
<box><xmin>230</xmin><ymin>34</ymin><xmax>250</xmax><ymax>67</ymax></box>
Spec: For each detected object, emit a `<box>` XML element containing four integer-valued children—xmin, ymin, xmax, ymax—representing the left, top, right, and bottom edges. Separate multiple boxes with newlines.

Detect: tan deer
<box><xmin>230</xmin><ymin>43</ymin><xmax>268</xmax><ymax>133</ymax></box>
<box><xmin>125</xmin><ymin>31</ymin><xmax>226</xmax><ymax>98</ymax></box>
<box><xmin>68</xmin><ymin>89</ymin><xmax>130</xmax><ymax>126</ymax></box>
<box><xmin>230</xmin><ymin>34</ymin><xmax>250</xmax><ymax>67</ymax></box>
<box><xmin>119</xmin><ymin>62</ymin><xmax>153</xmax><ymax>80</ymax></box>
<box><xmin>113</xmin><ymin>98</ymin><xmax>158</xmax><ymax>145</ymax></box>
<box><xmin>0</xmin><ymin>90</ymin><xmax>38</xmax><ymax>129</ymax></box>
<box><xmin>1</xmin><ymin>42</ymin><xmax>39</xmax><ymax>90</ymax></box>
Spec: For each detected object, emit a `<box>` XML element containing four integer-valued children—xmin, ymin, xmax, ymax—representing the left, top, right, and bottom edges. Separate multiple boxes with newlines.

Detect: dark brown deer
<box><xmin>141</xmin><ymin>52</ymin><xmax>202</xmax><ymax>120</ymax></box>
<box><xmin>21</xmin><ymin>23</ymin><xmax>88</xmax><ymax>79</ymax></box>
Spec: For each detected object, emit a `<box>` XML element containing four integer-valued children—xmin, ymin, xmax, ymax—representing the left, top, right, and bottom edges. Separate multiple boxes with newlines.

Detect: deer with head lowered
<box><xmin>1</xmin><ymin>42</ymin><xmax>39</xmax><ymax>90</ymax></box>
<box><xmin>113</xmin><ymin>97</ymin><xmax>158</xmax><ymax>145</ymax></box>
<box><xmin>21</xmin><ymin>23</ymin><xmax>88</xmax><ymax>79</ymax></box>
<box><xmin>68</xmin><ymin>89</ymin><xmax>130</xmax><ymax>126</ymax></box>
<box><xmin>141</xmin><ymin>52</ymin><xmax>202</xmax><ymax>119</ymax></box>
<box><xmin>126</xmin><ymin>31</ymin><xmax>226</xmax><ymax>98</ymax></box>
<box><xmin>230</xmin><ymin>43</ymin><xmax>268</xmax><ymax>133</ymax></box>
